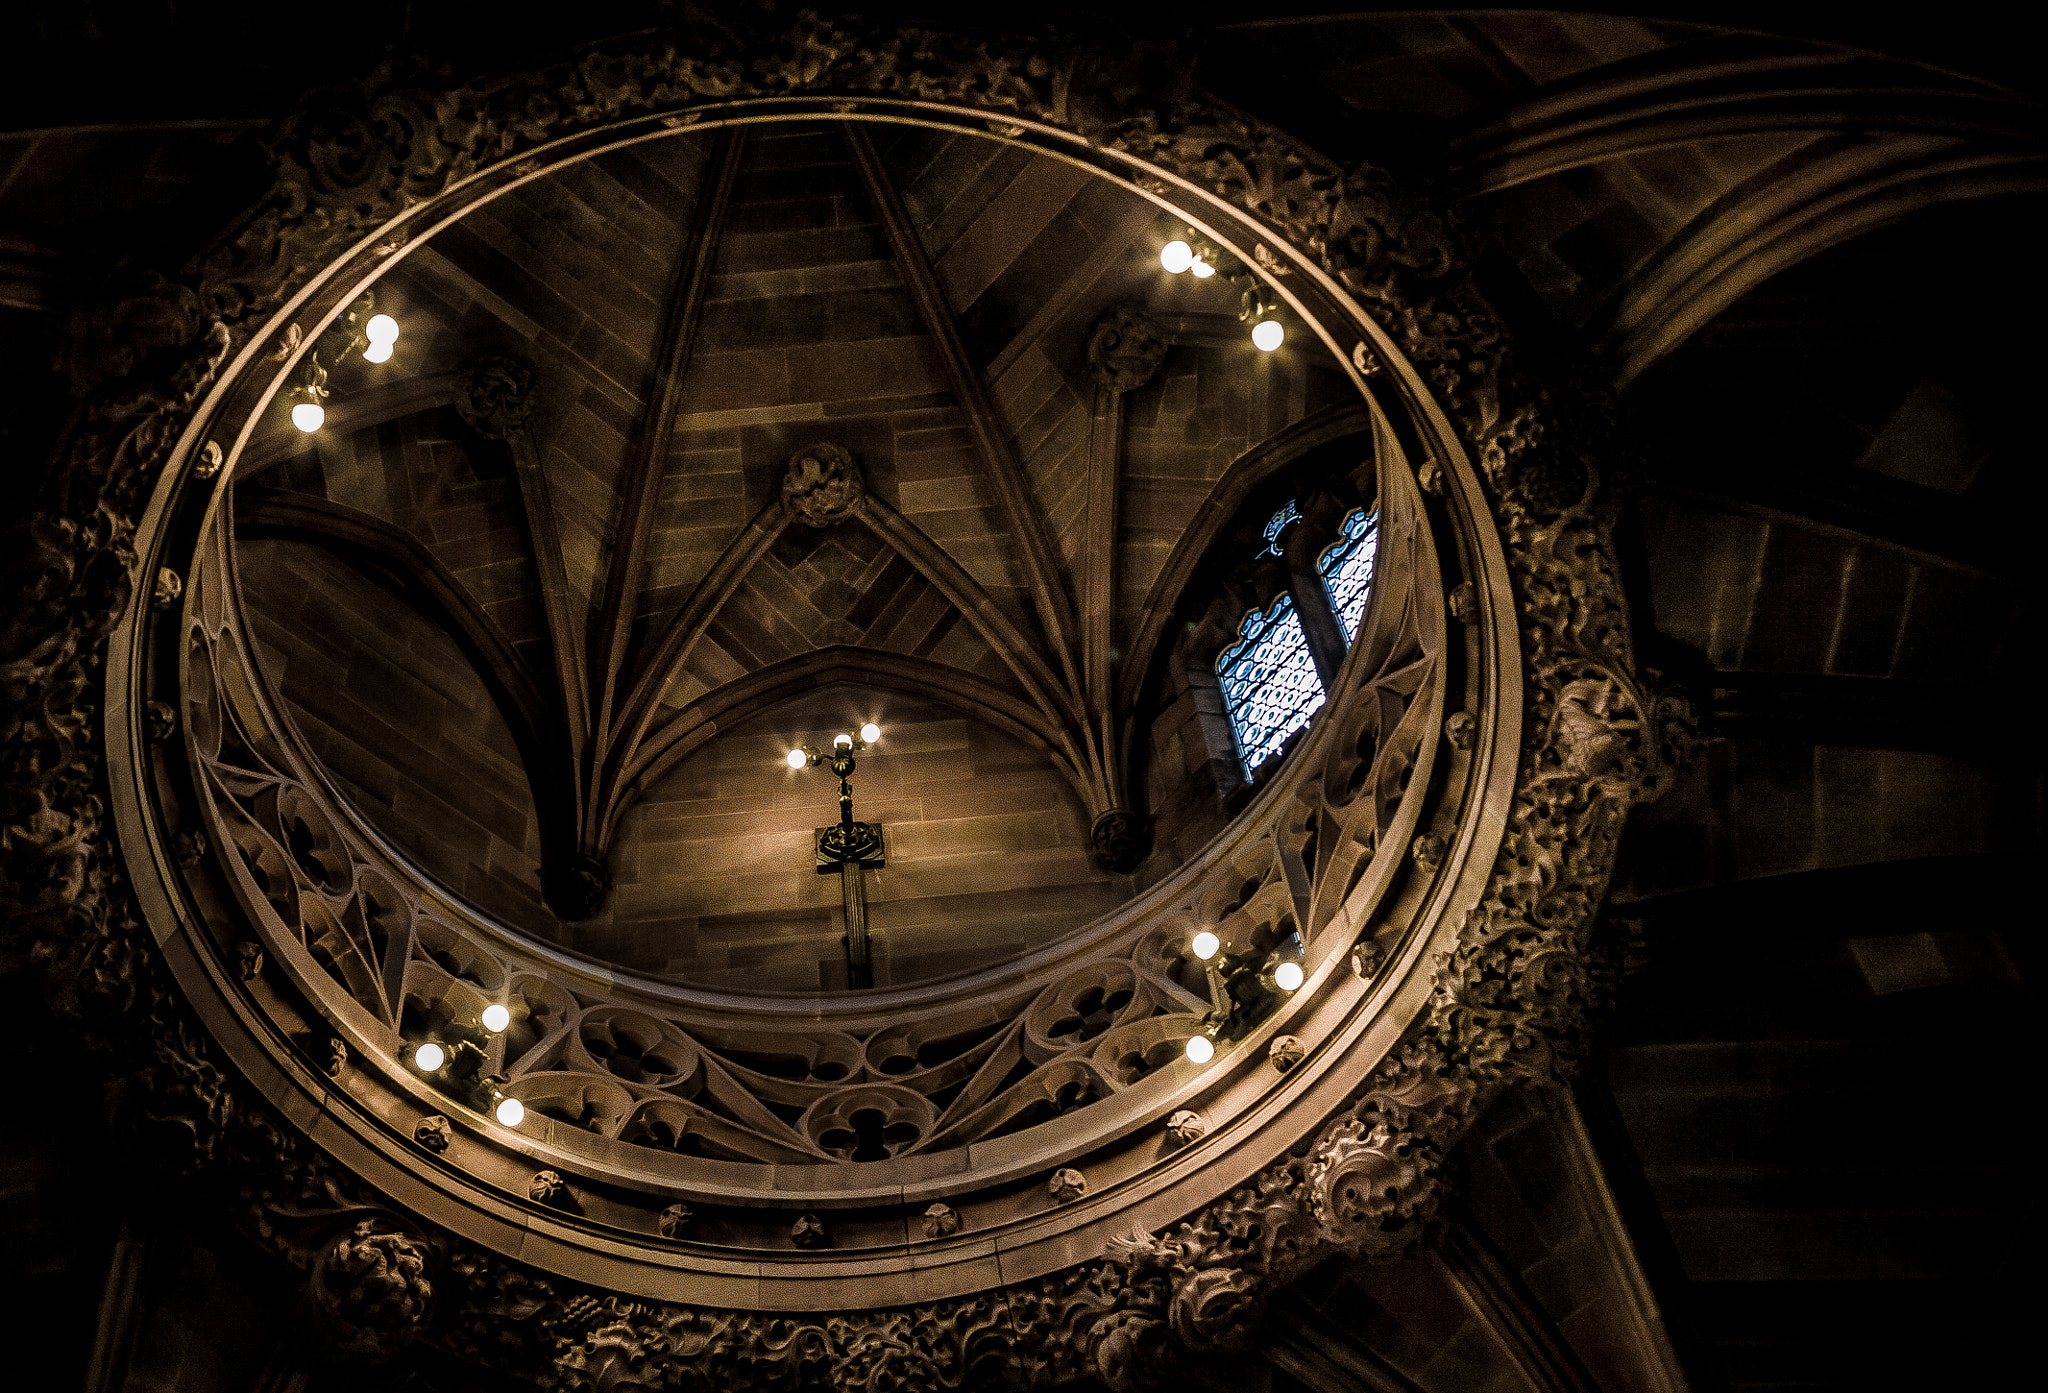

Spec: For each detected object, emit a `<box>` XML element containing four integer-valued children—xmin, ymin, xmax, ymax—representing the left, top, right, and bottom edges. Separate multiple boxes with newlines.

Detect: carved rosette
<box><xmin>780</xmin><ymin>442</ymin><xmax>864</xmax><ymax>526</ymax></box>
<box><xmin>6</xmin><ymin>10</ymin><xmax>1702</xmax><ymax>1392</ymax></box>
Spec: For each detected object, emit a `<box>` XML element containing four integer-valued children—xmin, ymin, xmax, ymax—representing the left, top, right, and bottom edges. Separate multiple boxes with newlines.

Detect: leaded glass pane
<box><xmin>1318</xmin><ymin>507</ymin><xmax>1379</xmax><ymax>643</ymax></box>
<box><xmin>1259</xmin><ymin>499</ymin><xmax>1302</xmax><ymax>558</ymax></box>
<box><xmin>1217</xmin><ymin>595</ymin><xmax>1325</xmax><ymax>780</ymax></box>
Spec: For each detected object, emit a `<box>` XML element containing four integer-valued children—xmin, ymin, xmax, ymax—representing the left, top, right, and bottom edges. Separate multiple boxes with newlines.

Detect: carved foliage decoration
<box><xmin>2</xmin><ymin>9</ymin><xmax>1700</xmax><ymax>1392</ymax></box>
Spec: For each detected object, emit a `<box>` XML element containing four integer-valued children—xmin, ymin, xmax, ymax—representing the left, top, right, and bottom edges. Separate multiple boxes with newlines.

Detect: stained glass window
<box><xmin>1318</xmin><ymin>507</ymin><xmax>1378</xmax><ymax>643</ymax></box>
<box><xmin>1217</xmin><ymin>594</ymin><xmax>1325</xmax><ymax>780</ymax></box>
<box><xmin>1259</xmin><ymin>499</ymin><xmax>1301</xmax><ymax>558</ymax></box>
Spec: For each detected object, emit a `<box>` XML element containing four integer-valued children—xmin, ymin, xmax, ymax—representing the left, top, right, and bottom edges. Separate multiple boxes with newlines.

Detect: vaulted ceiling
<box><xmin>229</xmin><ymin>117</ymin><xmax>1356</xmax><ymax>977</ymax></box>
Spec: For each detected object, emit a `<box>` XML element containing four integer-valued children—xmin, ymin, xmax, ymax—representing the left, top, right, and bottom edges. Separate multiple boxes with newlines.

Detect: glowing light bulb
<box><xmin>1185</xmin><ymin>1035</ymin><xmax>1215</xmax><ymax>1064</ymax></box>
<box><xmin>787</xmin><ymin>748</ymin><xmax>808</xmax><ymax>770</ymax></box>
<box><xmin>291</xmin><ymin>402</ymin><xmax>325</xmax><ymax>433</ymax></box>
<box><xmin>414</xmin><ymin>1042</ymin><xmax>445</xmax><ymax>1072</ymax></box>
<box><xmin>365</xmin><ymin>313</ymin><xmax>400</xmax><ymax>345</ymax></box>
<box><xmin>481</xmin><ymin>1003</ymin><xmax>511</xmax><ymax>1033</ymax></box>
<box><xmin>362</xmin><ymin>340</ymin><xmax>393</xmax><ymax>364</ymax></box>
<box><xmin>1252</xmin><ymin>320</ymin><xmax>1284</xmax><ymax>352</ymax></box>
<box><xmin>1160</xmin><ymin>240</ymin><xmax>1193</xmax><ymax>274</ymax></box>
<box><xmin>860</xmin><ymin>723</ymin><xmax>881</xmax><ymax>744</ymax></box>
<box><xmin>1274</xmin><ymin>961</ymin><xmax>1304</xmax><ymax>991</ymax></box>
<box><xmin>495</xmin><ymin>1097</ymin><xmax>525</xmax><ymax>1127</ymax></box>
<box><xmin>1191</xmin><ymin>931</ymin><xmax>1220</xmax><ymax>961</ymax></box>
<box><xmin>1190</xmin><ymin>258</ymin><xmax>1216</xmax><ymax>279</ymax></box>
<box><xmin>835</xmin><ymin>733</ymin><xmax>853</xmax><ymax>749</ymax></box>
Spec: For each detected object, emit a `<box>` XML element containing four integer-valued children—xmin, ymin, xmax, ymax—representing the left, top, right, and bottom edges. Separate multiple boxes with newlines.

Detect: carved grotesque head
<box><xmin>455</xmin><ymin>353</ymin><xmax>537</xmax><ymax>441</ymax></box>
<box><xmin>780</xmin><ymin>442</ymin><xmax>864</xmax><ymax>527</ymax></box>
<box><xmin>1086</xmin><ymin>302</ymin><xmax>1169</xmax><ymax>394</ymax></box>
<box><xmin>413</xmin><ymin>1115</ymin><xmax>452</xmax><ymax>1154</ymax></box>
<box><xmin>921</xmin><ymin>1203</ymin><xmax>961</xmax><ymax>1239</ymax></box>
<box><xmin>1166</xmin><ymin>1110</ymin><xmax>1205</xmax><ymax>1146</ymax></box>
<box><xmin>659</xmin><ymin>1203</ymin><xmax>694</xmax><ymax>1239</ymax></box>
<box><xmin>306</xmin><ymin>1218</ymin><xmax>435</xmax><ymax>1361</ymax></box>
<box><xmin>1048</xmin><ymin>1167</ymin><xmax>1088</xmax><ymax>1204</ymax></box>
<box><xmin>790</xmin><ymin>1212</ymin><xmax>830</xmax><ymax>1249</ymax></box>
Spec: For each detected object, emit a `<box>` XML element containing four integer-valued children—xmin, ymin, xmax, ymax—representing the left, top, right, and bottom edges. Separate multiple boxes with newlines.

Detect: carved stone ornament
<box><xmin>529</xmin><ymin>1171</ymin><xmax>568</xmax><ymax>1205</ymax></box>
<box><xmin>306</xmin><ymin>1218</ymin><xmax>436</xmax><ymax>1361</ymax></box>
<box><xmin>1411</xmin><ymin>833</ymin><xmax>1446</xmax><ymax>872</ymax></box>
<box><xmin>151</xmin><ymin>567</ymin><xmax>182</xmax><ymax>611</ymax></box>
<box><xmin>1268</xmin><ymin>1036</ymin><xmax>1306</xmax><ymax>1073</ymax></box>
<box><xmin>8</xmin><ymin>11</ymin><xmax>1701</xmax><ymax>1391</ymax></box>
<box><xmin>1087</xmin><ymin>301</ymin><xmax>1169</xmax><ymax>394</ymax></box>
<box><xmin>1348</xmin><ymin>938</ymin><xmax>1383</xmax><ymax>981</ymax></box>
<box><xmin>1167</xmin><ymin>1110</ymin><xmax>1206</xmax><ymax>1146</ymax></box>
<box><xmin>1444</xmin><ymin>711</ymin><xmax>1477</xmax><ymax>750</ymax></box>
<box><xmin>1090</xmin><ymin>808</ymin><xmax>1148</xmax><ymax>874</ymax></box>
<box><xmin>658</xmin><ymin>1204</ymin><xmax>693</xmax><ymax>1239</ymax></box>
<box><xmin>145</xmin><ymin>700</ymin><xmax>177</xmax><ymax>742</ymax></box>
<box><xmin>234</xmin><ymin>940</ymin><xmax>264</xmax><ymax>980</ymax></box>
<box><xmin>1417</xmin><ymin>457</ymin><xmax>1446</xmax><ymax>497</ymax></box>
<box><xmin>1447</xmin><ymin>582</ymin><xmax>1477</xmax><ymax>624</ymax></box>
<box><xmin>1049</xmin><ymin>1168</ymin><xmax>1088</xmax><ymax>1204</ymax></box>
<box><xmin>922</xmin><ymin>1203</ymin><xmax>962</xmax><ymax>1239</ymax></box>
<box><xmin>790</xmin><ymin>1213</ymin><xmax>829</xmax><ymax>1249</ymax></box>
<box><xmin>414</xmin><ymin>1115</ymin><xmax>452</xmax><ymax>1153</ymax></box>
<box><xmin>324</xmin><ymin>1036</ymin><xmax>349</xmax><ymax>1079</ymax></box>
<box><xmin>453</xmin><ymin>354</ymin><xmax>536</xmax><ymax>441</ymax></box>
<box><xmin>193</xmin><ymin>439</ymin><xmax>224</xmax><ymax>478</ymax></box>
<box><xmin>780</xmin><ymin>442</ymin><xmax>864</xmax><ymax>527</ymax></box>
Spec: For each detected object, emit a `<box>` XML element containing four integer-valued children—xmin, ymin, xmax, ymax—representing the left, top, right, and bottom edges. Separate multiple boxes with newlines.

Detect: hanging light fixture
<box><xmin>289</xmin><ymin>354</ymin><xmax>330</xmax><ymax>432</ymax></box>
<box><xmin>363</xmin><ymin>312</ymin><xmax>400</xmax><ymax>363</ymax></box>
<box><xmin>1160</xmin><ymin>240</ymin><xmax>1194</xmax><ymax>274</ymax></box>
<box><xmin>1251</xmin><ymin>319</ymin><xmax>1284</xmax><ymax>352</ymax></box>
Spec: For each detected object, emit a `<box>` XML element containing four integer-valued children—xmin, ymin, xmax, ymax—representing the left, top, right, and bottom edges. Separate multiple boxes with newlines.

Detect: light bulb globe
<box><xmin>786</xmin><ymin>748</ymin><xmax>808</xmax><ymax>770</ymax></box>
<box><xmin>1160</xmin><ymin>240</ymin><xmax>1193</xmax><ymax>274</ymax></box>
<box><xmin>1190</xmin><ymin>257</ymin><xmax>1216</xmax><ymax>279</ymax></box>
<box><xmin>365</xmin><ymin>313</ymin><xmax>400</xmax><ymax>345</ymax></box>
<box><xmin>495</xmin><ymin>1097</ymin><xmax>526</xmax><ymax>1127</ymax></box>
<box><xmin>291</xmin><ymin>402</ymin><xmax>324</xmax><ymax>433</ymax></box>
<box><xmin>413</xmin><ymin>1042</ymin><xmax>445</xmax><ymax>1072</ymax></box>
<box><xmin>834</xmin><ymin>733</ymin><xmax>853</xmax><ymax>749</ymax></box>
<box><xmin>481</xmin><ymin>1003</ymin><xmax>511</xmax><ymax>1033</ymax></box>
<box><xmin>1185</xmin><ymin>1035</ymin><xmax>1215</xmax><ymax>1064</ymax></box>
<box><xmin>1191</xmin><ymin>930</ymin><xmax>1220</xmax><ymax>961</ymax></box>
<box><xmin>1275</xmin><ymin>961</ymin><xmax>1304</xmax><ymax>991</ymax></box>
<box><xmin>860</xmin><ymin>723</ymin><xmax>881</xmax><ymax>744</ymax></box>
<box><xmin>1252</xmin><ymin>320</ymin><xmax>1284</xmax><ymax>352</ymax></box>
<box><xmin>362</xmin><ymin>341</ymin><xmax>393</xmax><ymax>364</ymax></box>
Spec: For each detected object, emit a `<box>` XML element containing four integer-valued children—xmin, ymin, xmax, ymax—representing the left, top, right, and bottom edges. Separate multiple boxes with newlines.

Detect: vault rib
<box><xmin>590</xmin><ymin>129</ymin><xmax>747</xmax><ymax>755</ymax></box>
<box><xmin>843</xmin><ymin>124</ymin><xmax>1086</xmax><ymax>704</ymax></box>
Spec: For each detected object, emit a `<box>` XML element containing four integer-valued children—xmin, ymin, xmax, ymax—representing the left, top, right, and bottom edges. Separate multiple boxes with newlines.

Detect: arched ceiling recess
<box><xmin>33</xmin><ymin>13</ymin><xmax>1696</xmax><ymax>1385</ymax></box>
